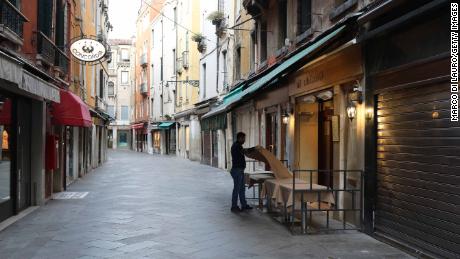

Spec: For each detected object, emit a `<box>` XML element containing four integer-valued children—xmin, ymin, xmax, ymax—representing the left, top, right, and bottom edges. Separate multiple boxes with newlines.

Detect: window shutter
<box><xmin>38</xmin><ymin>0</ymin><xmax>53</xmax><ymax>37</ymax></box>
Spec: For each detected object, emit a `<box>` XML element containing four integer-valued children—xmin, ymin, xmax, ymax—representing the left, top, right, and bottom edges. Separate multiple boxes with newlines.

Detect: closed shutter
<box><xmin>375</xmin><ymin>80</ymin><xmax>460</xmax><ymax>258</ymax></box>
<box><xmin>202</xmin><ymin>131</ymin><xmax>211</xmax><ymax>165</ymax></box>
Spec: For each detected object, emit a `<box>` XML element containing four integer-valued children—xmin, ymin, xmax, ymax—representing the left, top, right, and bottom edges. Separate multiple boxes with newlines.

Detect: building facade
<box><xmin>107</xmin><ymin>39</ymin><xmax>135</xmax><ymax>150</ymax></box>
<box><xmin>150</xmin><ymin>0</ymin><xmax>177</xmax><ymax>155</ymax></box>
<box><xmin>0</xmin><ymin>0</ymin><xmax>110</xmax><ymax>224</ymax></box>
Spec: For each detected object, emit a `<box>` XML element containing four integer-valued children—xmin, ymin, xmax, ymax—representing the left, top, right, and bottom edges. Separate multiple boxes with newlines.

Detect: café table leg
<box><xmin>258</xmin><ymin>182</ymin><xmax>263</xmax><ymax>209</ymax></box>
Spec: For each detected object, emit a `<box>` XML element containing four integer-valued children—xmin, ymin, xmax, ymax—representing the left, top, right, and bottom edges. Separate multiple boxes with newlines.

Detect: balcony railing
<box><xmin>55</xmin><ymin>47</ymin><xmax>70</xmax><ymax>74</ymax></box>
<box><xmin>0</xmin><ymin>0</ymin><xmax>27</xmax><ymax>39</ymax></box>
<box><xmin>37</xmin><ymin>32</ymin><xmax>55</xmax><ymax>65</ymax></box>
<box><xmin>140</xmin><ymin>82</ymin><xmax>148</xmax><ymax>95</ymax></box>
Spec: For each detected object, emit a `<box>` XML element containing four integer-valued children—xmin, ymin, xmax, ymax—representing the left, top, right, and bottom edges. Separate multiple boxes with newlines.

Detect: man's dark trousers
<box><xmin>230</xmin><ymin>168</ymin><xmax>247</xmax><ymax>208</ymax></box>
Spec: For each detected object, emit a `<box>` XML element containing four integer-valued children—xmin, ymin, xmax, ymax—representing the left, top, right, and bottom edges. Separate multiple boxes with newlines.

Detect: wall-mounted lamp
<box><xmin>366</xmin><ymin>108</ymin><xmax>374</xmax><ymax>120</ymax></box>
<box><xmin>282</xmin><ymin>104</ymin><xmax>293</xmax><ymax>125</ymax></box>
<box><xmin>347</xmin><ymin>104</ymin><xmax>357</xmax><ymax>121</ymax></box>
<box><xmin>282</xmin><ymin>112</ymin><xmax>290</xmax><ymax>124</ymax></box>
<box><xmin>346</xmin><ymin>84</ymin><xmax>363</xmax><ymax>122</ymax></box>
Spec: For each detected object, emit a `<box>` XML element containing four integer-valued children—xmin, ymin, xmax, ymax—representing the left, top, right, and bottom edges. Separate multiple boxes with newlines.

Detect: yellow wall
<box><xmin>234</xmin><ymin>1</ymin><xmax>255</xmax><ymax>79</ymax></box>
<box><xmin>176</xmin><ymin>0</ymin><xmax>200</xmax><ymax>112</ymax></box>
<box><xmin>82</xmin><ymin>0</ymin><xmax>97</xmax><ymax>108</ymax></box>
<box><xmin>70</xmin><ymin>1</ymin><xmax>82</xmax><ymax>97</ymax></box>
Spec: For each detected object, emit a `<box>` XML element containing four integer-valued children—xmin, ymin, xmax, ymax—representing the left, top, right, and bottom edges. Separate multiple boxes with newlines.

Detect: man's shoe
<box><xmin>242</xmin><ymin>205</ymin><xmax>253</xmax><ymax>210</ymax></box>
<box><xmin>231</xmin><ymin>206</ymin><xmax>241</xmax><ymax>212</ymax></box>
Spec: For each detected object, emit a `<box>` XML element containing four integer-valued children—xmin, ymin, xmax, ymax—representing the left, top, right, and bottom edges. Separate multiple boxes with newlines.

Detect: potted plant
<box><xmin>191</xmin><ymin>33</ymin><xmax>205</xmax><ymax>43</ymax></box>
<box><xmin>207</xmin><ymin>11</ymin><xmax>225</xmax><ymax>26</ymax></box>
<box><xmin>192</xmin><ymin>33</ymin><xmax>207</xmax><ymax>53</ymax></box>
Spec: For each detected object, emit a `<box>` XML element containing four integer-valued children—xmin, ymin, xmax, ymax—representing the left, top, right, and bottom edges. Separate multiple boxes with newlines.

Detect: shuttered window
<box><xmin>38</xmin><ymin>0</ymin><xmax>53</xmax><ymax>37</ymax></box>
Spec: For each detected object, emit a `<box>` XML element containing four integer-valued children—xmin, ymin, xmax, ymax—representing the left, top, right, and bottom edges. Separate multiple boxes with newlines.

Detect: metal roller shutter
<box><xmin>375</xmin><ymin>81</ymin><xmax>460</xmax><ymax>258</ymax></box>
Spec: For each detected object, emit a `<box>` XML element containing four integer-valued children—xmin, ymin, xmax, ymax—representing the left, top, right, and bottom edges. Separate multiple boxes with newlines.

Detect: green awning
<box><xmin>201</xmin><ymin>84</ymin><xmax>246</xmax><ymax>119</ymax></box>
<box><xmin>241</xmin><ymin>25</ymin><xmax>346</xmax><ymax>97</ymax></box>
<box><xmin>158</xmin><ymin>122</ymin><xmax>175</xmax><ymax>129</ymax></box>
<box><xmin>201</xmin><ymin>113</ymin><xmax>226</xmax><ymax>132</ymax></box>
<box><xmin>201</xmin><ymin>25</ymin><xmax>346</xmax><ymax>119</ymax></box>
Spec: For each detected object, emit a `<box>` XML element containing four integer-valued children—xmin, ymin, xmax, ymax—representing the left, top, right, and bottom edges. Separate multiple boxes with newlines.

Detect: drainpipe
<box><xmin>161</xmin><ymin>17</ymin><xmax>164</xmax><ymax>117</ymax></box>
<box><xmin>216</xmin><ymin>34</ymin><xmax>220</xmax><ymax>94</ymax></box>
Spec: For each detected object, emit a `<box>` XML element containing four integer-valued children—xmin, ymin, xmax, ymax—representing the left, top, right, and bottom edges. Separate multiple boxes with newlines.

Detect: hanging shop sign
<box><xmin>70</xmin><ymin>38</ymin><xmax>107</xmax><ymax>63</ymax></box>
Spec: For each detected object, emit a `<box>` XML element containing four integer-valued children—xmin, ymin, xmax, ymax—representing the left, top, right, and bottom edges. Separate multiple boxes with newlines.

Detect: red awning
<box><xmin>131</xmin><ymin>123</ymin><xmax>145</xmax><ymax>129</ymax></box>
<box><xmin>0</xmin><ymin>100</ymin><xmax>12</xmax><ymax>125</ymax></box>
<box><xmin>52</xmin><ymin>90</ymin><xmax>92</xmax><ymax>128</ymax></box>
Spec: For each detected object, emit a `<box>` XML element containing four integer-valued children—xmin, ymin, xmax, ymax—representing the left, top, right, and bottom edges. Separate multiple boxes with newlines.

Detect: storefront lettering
<box><xmin>296</xmin><ymin>71</ymin><xmax>325</xmax><ymax>89</ymax></box>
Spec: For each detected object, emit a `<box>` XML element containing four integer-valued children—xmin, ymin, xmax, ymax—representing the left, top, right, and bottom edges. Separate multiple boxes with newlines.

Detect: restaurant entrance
<box><xmin>295</xmin><ymin>93</ymin><xmax>334</xmax><ymax>186</ymax></box>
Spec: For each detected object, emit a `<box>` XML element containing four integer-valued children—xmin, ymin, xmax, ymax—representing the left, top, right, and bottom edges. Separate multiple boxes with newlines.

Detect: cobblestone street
<box><xmin>0</xmin><ymin>151</ymin><xmax>411</xmax><ymax>259</ymax></box>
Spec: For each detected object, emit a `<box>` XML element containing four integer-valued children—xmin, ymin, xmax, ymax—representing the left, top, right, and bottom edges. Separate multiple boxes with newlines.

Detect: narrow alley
<box><xmin>0</xmin><ymin>150</ymin><xmax>410</xmax><ymax>259</ymax></box>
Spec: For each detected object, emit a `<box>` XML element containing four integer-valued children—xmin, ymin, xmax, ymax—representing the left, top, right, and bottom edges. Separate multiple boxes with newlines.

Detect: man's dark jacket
<box><xmin>231</xmin><ymin>142</ymin><xmax>246</xmax><ymax>169</ymax></box>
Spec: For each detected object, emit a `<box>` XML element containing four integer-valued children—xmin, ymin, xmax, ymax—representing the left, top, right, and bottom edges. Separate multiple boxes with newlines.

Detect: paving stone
<box><xmin>0</xmin><ymin>150</ymin><xmax>413</xmax><ymax>258</ymax></box>
<box><xmin>84</xmin><ymin>240</ymin><xmax>126</xmax><ymax>250</ymax></box>
<box><xmin>115</xmin><ymin>241</ymin><xmax>159</xmax><ymax>253</ymax></box>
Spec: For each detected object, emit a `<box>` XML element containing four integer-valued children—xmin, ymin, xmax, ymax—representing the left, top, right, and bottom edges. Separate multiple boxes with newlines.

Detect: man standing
<box><xmin>230</xmin><ymin>132</ymin><xmax>253</xmax><ymax>212</ymax></box>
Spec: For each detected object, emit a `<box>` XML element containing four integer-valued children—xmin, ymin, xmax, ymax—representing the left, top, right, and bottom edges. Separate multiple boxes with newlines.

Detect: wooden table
<box><xmin>244</xmin><ymin>171</ymin><xmax>274</xmax><ymax>208</ymax></box>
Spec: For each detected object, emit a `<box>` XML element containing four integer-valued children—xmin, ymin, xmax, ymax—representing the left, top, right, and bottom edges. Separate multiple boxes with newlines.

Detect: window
<box><xmin>260</xmin><ymin>21</ymin><xmax>268</xmax><ymax>62</ymax></box>
<box><xmin>250</xmin><ymin>30</ymin><xmax>257</xmax><ymax>71</ymax></box>
<box><xmin>160</xmin><ymin>57</ymin><xmax>163</xmax><ymax>81</ymax></box>
<box><xmin>109</xmin><ymin>58</ymin><xmax>114</xmax><ymax>69</ymax></box>
<box><xmin>218</xmin><ymin>0</ymin><xmax>224</xmax><ymax>12</ymax></box>
<box><xmin>91</xmin><ymin>0</ymin><xmax>95</xmax><ymax>23</ymax></box>
<box><xmin>235</xmin><ymin>47</ymin><xmax>241</xmax><ymax>80</ymax></box>
<box><xmin>99</xmin><ymin>69</ymin><xmax>104</xmax><ymax>97</ymax></box>
<box><xmin>107</xmin><ymin>105</ymin><xmax>115</xmax><ymax>118</ymax></box>
<box><xmin>297</xmin><ymin>0</ymin><xmax>312</xmax><ymax>35</ymax></box>
<box><xmin>38</xmin><ymin>0</ymin><xmax>54</xmax><ymax>37</ymax></box>
<box><xmin>173</xmin><ymin>49</ymin><xmax>176</xmax><ymax>72</ymax></box>
<box><xmin>108</xmin><ymin>82</ymin><xmax>115</xmax><ymax>96</ymax></box>
<box><xmin>121</xmin><ymin>106</ymin><xmax>129</xmax><ymax>121</ymax></box>
<box><xmin>202</xmin><ymin>63</ymin><xmax>206</xmax><ymax>99</ymax></box>
<box><xmin>0</xmin><ymin>96</ymin><xmax>12</xmax><ymax>204</ymax></box>
<box><xmin>223</xmin><ymin>51</ymin><xmax>227</xmax><ymax>90</ymax></box>
<box><xmin>121</xmin><ymin>71</ymin><xmax>129</xmax><ymax>84</ymax></box>
<box><xmin>278</xmin><ymin>0</ymin><xmax>288</xmax><ymax>49</ymax></box>
<box><xmin>91</xmin><ymin>66</ymin><xmax>96</xmax><ymax>97</ymax></box>
<box><xmin>173</xmin><ymin>7</ymin><xmax>177</xmax><ymax>30</ymax></box>
<box><xmin>121</xmin><ymin>49</ymin><xmax>129</xmax><ymax>61</ymax></box>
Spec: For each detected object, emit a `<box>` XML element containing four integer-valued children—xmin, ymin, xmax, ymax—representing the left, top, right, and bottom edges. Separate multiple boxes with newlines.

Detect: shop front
<box><xmin>51</xmin><ymin>90</ymin><xmax>92</xmax><ymax>191</ymax></box>
<box><xmin>0</xmin><ymin>50</ymin><xmax>60</xmax><ymax>222</ymax></box>
<box><xmin>361</xmin><ymin>2</ymin><xmax>458</xmax><ymax>257</ymax></box>
<box><xmin>200</xmin><ymin>114</ymin><xmax>227</xmax><ymax>169</ymax></box>
<box><xmin>285</xmin><ymin>42</ymin><xmax>364</xmax><ymax>226</ymax></box>
<box><xmin>132</xmin><ymin>122</ymin><xmax>147</xmax><ymax>152</ymax></box>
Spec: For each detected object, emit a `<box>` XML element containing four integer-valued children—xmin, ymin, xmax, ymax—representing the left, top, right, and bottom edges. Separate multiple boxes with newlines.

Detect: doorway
<box><xmin>296</xmin><ymin>94</ymin><xmax>334</xmax><ymax>186</ymax></box>
<box><xmin>0</xmin><ymin>95</ymin><xmax>13</xmax><ymax>222</ymax></box>
<box><xmin>16</xmin><ymin>98</ymin><xmax>32</xmax><ymax>212</ymax></box>
<box><xmin>265</xmin><ymin>112</ymin><xmax>278</xmax><ymax>170</ymax></box>
<box><xmin>318</xmin><ymin>100</ymin><xmax>334</xmax><ymax>188</ymax></box>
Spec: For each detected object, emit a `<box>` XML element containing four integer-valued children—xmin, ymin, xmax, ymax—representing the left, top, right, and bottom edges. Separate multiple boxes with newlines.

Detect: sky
<box><xmin>108</xmin><ymin>0</ymin><xmax>140</xmax><ymax>39</ymax></box>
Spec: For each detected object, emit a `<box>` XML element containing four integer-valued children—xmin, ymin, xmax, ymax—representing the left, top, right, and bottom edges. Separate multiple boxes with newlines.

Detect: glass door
<box><xmin>0</xmin><ymin>95</ymin><xmax>13</xmax><ymax>222</ymax></box>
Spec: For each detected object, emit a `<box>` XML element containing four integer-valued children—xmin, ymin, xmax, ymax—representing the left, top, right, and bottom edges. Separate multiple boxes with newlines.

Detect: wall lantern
<box><xmin>282</xmin><ymin>104</ymin><xmax>293</xmax><ymax>125</ymax></box>
<box><xmin>346</xmin><ymin>82</ymin><xmax>363</xmax><ymax>121</ymax></box>
<box><xmin>282</xmin><ymin>112</ymin><xmax>290</xmax><ymax>124</ymax></box>
<box><xmin>347</xmin><ymin>104</ymin><xmax>357</xmax><ymax>121</ymax></box>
